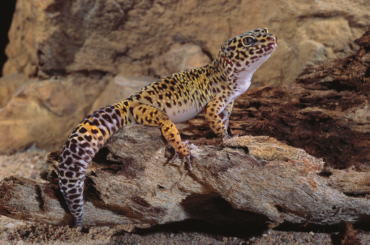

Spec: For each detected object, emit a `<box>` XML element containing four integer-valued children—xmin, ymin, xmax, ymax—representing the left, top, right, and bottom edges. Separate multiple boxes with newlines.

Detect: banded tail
<box><xmin>58</xmin><ymin>100</ymin><xmax>133</xmax><ymax>226</ymax></box>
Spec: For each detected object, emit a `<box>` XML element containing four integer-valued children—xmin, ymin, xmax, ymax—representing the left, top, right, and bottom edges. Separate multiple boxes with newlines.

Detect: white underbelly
<box><xmin>167</xmin><ymin>106</ymin><xmax>200</xmax><ymax>123</ymax></box>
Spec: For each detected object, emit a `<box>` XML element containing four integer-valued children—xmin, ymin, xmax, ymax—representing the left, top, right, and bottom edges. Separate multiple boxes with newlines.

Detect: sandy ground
<box><xmin>0</xmin><ymin>150</ymin><xmax>369</xmax><ymax>245</ymax></box>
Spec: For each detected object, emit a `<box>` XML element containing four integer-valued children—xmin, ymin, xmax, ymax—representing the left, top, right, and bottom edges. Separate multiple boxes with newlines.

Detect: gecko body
<box><xmin>58</xmin><ymin>28</ymin><xmax>278</xmax><ymax>226</ymax></box>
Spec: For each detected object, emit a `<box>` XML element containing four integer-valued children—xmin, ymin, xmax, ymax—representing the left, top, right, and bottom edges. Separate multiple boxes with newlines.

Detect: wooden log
<box><xmin>0</xmin><ymin>125</ymin><xmax>369</xmax><ymax>227</ymax></box>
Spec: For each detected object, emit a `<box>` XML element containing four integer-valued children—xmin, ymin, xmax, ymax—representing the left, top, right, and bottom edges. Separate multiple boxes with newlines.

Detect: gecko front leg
<box><xmin>132</xmin><ymin>104</ymin><xmax>196</xmax><ymax>169</ymax></box>
<box><xmin>205</xmin><ymin>95</ymin><xmax>231</xmax><ymax>139</ymax></box>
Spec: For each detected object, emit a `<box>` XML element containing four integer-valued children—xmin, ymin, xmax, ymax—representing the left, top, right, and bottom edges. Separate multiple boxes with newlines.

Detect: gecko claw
<box><xmin>186</xmin><ymin>155</ymin><xmax>193</xmax><ymax>170</ymax></box>
<box><xmin>170</xmin><ymin>152</ymin><xmax>179</xmax><ymax>163</ymax></box>
<box><xmin>169</xmin><ymin>141</ymin><xmax>197</xmax><ymax>170</ymax></box>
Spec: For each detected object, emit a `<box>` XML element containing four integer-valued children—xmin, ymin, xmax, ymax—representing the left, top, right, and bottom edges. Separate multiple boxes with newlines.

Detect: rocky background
<box><xmin>0</xmin><ymin>0</ymin><xmax>369</xmax><ymax>154</ymax></box>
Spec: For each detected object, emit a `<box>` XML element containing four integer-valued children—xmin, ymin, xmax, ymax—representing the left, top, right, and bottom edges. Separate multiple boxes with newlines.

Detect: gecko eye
<box><xmin>243</xmin><ymin>37</ymin><xmax>254</xmax><ymax>46</ymax></box>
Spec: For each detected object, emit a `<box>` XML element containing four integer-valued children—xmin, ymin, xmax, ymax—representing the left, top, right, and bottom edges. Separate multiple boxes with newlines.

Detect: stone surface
<box><xmin>150</xmin><ymin>44</ymin><xmax>211</xmax><ymax>78</ymax></box>
<box><xmin>0</xmin><ymin>73</ymin><xmax>27</xmax><ymax>108</ymax></box>
<box><xmin>0</xmin><ymin>0</ymin><xmax>370</xmax><ymax>153</ymax></box>
<box><xmin>0</xmin><ymin>72</ymin><xmax>110</xmax><ymax>154</ymax></box>
<box><xmin>88</xmin><ymin>75</ymin><xmax>155</xmax><ymax>114</ymax></box>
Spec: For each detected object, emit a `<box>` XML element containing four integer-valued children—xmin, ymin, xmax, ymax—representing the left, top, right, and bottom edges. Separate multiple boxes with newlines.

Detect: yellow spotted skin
<box><xmin>58</xmin><ymin>28</ymin><xmax>278</xmax><ymax>226</ymax></box>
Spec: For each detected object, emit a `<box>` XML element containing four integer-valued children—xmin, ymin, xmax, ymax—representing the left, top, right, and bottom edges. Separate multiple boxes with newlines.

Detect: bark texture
<box><xmin>0</xmin><ymin>126</ymin><xmax>369</xmax><ymax>227</ymax></box>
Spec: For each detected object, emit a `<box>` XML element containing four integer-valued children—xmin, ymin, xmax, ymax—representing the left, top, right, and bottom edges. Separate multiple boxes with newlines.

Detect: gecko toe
<box><xmin>170</xmin><ymin>151</ymin><xmax>180</xmax><ymax>163</ymax></box>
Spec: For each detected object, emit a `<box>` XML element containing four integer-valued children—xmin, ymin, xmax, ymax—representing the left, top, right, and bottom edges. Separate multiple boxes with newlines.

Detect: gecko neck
<box><xmin>209</xmin><ymin>55</ymin><xmax>256</xmax><ymax>97</ymax></box>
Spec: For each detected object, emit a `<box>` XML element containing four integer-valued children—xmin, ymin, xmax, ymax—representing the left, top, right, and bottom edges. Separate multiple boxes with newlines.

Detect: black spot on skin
<box><xmin>91</xmin><ymin>119</ymin><xmax>100</xmax><ymax>126</ymax></box>
<box><xmin>69</xmin><ymin>194</ymin><xmax>81</xmax><ymax>200</ymax></box>
<box><xmin>63</xmin><ymin>150</ymin><xmax>71</xmax><ymax>158</ymax></box>
<box><xmin>78</xmin><ymin>148</ymin><xmax>85</xmax><ymax>156</ymax></box>
<box><xmin>166</xmin><ymin>102</ymin><xmax>172</xmax><ymax>108</ymax></box>
<box><xmin>68</xmin><ymin>188</ymin><xmax>77</xmax><ymax>194</ymax></box>
<box><xmin>165</xmin><ymin>92</ymin><xmax>172</xmax><ymax>99</ymax></box>
<box><xmin>102</xmin><ymin>114</ymin><xmax>113</xmax><ymax>124</ymax></box>
<box><xmin>91</xmin><ymin>129</ymin><xmax>99</xmax><ymax>134</ymax></box>
<box><xmin>99</xmin><ymin>128</ymin><xmax>107</xmax><ymax>136</ymax></box>
<box><xmin>79</xmin><ymin>127</ymin><xmax>87</xmax><ymax>134</ymax></box>
<box><xmin>72</xmin><ymin>204</ymin><xmax>80</xmax><ymax>209</ymax></box>
<box><xmin>70</xmin><ymin>144</ymin><xmax>77</xmax><ymax>153</ymax></box>
<box><xmin>65</xmin><ymin>172</ymin><xmax>74</xmax><ymax>178</ymax></box>
<box><xmin>162</xmin><ymin>84</ymin><xmax>167</xmax><ymax>89</ymax></box>
<box><xmin>61</xmin><ymin>178</ymin><xmax>68</xmax><ymax>184</ymax></box>
<box><xmin>144</xmin><ymin>96</ymin><xmax>153</xmax><ymax>103</ymax></box>
<box><xmin>84</xmin><ymin>135</ymin><xmax>92</xmax><ymax>142</ymax></box>
<box><xmin>105</xmin><ymin>108</ymin><xmax>113</xmax><ymax>113</ymax></box>
<box><xmin>129</xmin><ymin>107</ymin><xmax>134</xmax><ymax>115</ymax></box>
<box><xmin>72</xmin><ymin>153</ymin><xmax>82</xmax><ymax>160</ymax></box>
<box><xmin>80</xmin><ymin>142</ymin><xmax>90</xmax><ymax>148</ymax></box>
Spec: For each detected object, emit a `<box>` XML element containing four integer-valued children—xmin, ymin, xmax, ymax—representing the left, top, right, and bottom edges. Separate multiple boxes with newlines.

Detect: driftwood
<box><xmin>0</xmin><ymin>125</ymin><xmax>369</xmax><ymax>227</ymax></box>
<box><xmin>0</xmin><ymin>29</ymin><xmax>370</xmax><ymax>228</ymax></box>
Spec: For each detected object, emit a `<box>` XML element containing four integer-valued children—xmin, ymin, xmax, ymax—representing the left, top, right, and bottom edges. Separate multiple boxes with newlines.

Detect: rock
<box><xmin>3</xmin><ymin>0</ymin><xmax>370</xmax><ymax>85</ymax></box>
<box><xmin>89</xmin><ymin>76</ymin><xmax>155</xmax><ymax>114</ymax></box>
<box><xmin>150</xmin><ymin>44</ymin><xmax>211</xmax><ymax>78</ymax></box>
<box><xmin>0</xmin><ymin>72</ymin><xmax>110</xmax><ymax>154</ymax></box>
<box><xmin>0</xmin><ymin>73</ymin><xmax>27</xmax><ymax>108</ymax></box>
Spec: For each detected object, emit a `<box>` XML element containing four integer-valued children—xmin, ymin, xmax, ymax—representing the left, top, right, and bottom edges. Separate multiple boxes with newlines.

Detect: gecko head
<box><xmin>218</xmin><ymin>28</ymin><xmax>278</xmax><ymax>74</ymax></box>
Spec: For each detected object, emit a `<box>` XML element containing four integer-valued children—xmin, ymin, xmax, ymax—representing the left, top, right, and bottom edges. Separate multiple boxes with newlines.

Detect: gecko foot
<box><xmin>170</xmin><ymin>141</ymin><xmax>197</xmax><ymax>170</ymax></box>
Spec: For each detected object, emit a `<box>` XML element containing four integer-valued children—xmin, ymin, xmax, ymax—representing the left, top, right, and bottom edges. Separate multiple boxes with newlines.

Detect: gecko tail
<box><xmin>58</xmin><ymin>101</ymin><xmax>132</xmax><ymax>226</ymax></box>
